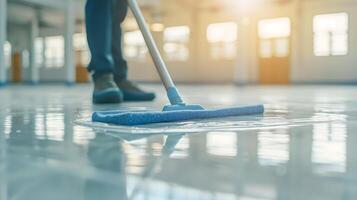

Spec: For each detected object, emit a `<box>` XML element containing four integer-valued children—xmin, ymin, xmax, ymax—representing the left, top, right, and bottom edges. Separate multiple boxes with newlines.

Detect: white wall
<box><xmin>233</xmin><ymin>0</ymin><xmax>357</xmax><ymax>84</ymax></box>
<box><xmin>231</xmin><ymin>2</ymin><xmax>297</xmax><ymax>84</ymax></box>
<box><xmin>294</xmin><ymin>0</ymin><xmax>357</xmax><ymax>83</ymax></box>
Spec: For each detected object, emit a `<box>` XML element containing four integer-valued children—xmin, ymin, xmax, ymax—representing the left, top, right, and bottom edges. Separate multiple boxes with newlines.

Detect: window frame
<box><xmin>163</xmin><ymin>25</ymin><xmax>190</xmax><ymax>61</ymax></box>
<box><xmin>258</xmin><ymin>17</ymin><xmax>291</xmax><ymax>59</ymax></box>
<box><xmin>4</xmin><ymin>41</ymin><xmax>12</xmax><ymax>69</ymax></box>
<box><xmin>313</xmin><ymin>12</ymin><xmax>349</xmax><ymax>57</ymax></box>
<box><xmin>123</xmin><ymin>30</ymin><xmax>148</xmax><ymax>61</ymax></box>
<box><xmin>44</xmin><ymin>36</ymin><xmax>65</xmax><ymax>68</ymax></box>
<box><xmin>206</xmin><ymin>22</ymin><xmax>238</xmax><ymax>60</ymax></box>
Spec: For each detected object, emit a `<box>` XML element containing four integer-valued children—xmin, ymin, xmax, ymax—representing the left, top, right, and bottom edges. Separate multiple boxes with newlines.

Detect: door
<box><xmin>12</xmin><ymin>52</ymin><xmax>22</xmax><ymax>82</ymax></box>
<box><xmin>75</xmin><ymin>50</ymin><xmax>89</xmax><ymax>83</ymax></box>
<box><xmin>258</xmin><ymin>17</ymin><xmax>291</xmax><ymax>84</ymax></box>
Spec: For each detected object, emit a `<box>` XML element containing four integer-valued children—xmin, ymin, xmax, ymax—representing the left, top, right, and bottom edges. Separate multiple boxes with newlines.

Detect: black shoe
<box><xmin>93</xmin><ymin>74</ymin><xmax>123</xmax><ymax>104</ymax></box>
<box><xmin>115</xmin><ymin>79</ymin><xmax>156</xmax><ymax>102</ymax></box>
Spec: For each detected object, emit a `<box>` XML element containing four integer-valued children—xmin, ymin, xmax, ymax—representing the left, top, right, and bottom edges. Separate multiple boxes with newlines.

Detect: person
<box><xmin>85</xmin><ymin>0</ymin><xmax>155</xmax><ymax>104</ymax></box>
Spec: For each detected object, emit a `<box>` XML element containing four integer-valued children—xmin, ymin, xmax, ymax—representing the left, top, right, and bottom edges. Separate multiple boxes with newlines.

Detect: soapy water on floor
<box><xmin>75</xmin><ymin>104</ymin><xmax>348</xmax><ymax>135</ymax></box>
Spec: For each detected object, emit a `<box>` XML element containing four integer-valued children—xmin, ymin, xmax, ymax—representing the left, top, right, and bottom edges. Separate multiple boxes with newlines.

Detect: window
<box><xmin>207</xmin><ymin>22</ymin><xmax>237</xmax><ymax>60</ymax></box>
<box><xmin>151</xmin><ymin>23</ymin><xmax>165</xmax><ymax>32</ymax></box>
<box><xmin>258</xmin><ymin>18</ymin><xmax>291</xmax><ymax>58</ymax></box>
<box><xmin>4</xmin><ymin>41</ymin><xmax>11</xmax><ymax>69</ymax></box>
<box><xmin>260</xmin><ymin>40</ymin><xmax>272</xmax><ymax>58</ymax></box>
<box><xmin>73</xmin><ymin>33</ymin><xmax>90</xmax><ymax>65</ymax></box>
<box><xmin>313</xmin><ymin>13</ymin><xmax>348</xmax><ymax>56</ymax></box>
<box><xmin>35</xmin><ymin>38</ymin><xmax>44</xmax><ymax>67</ymax></box>
<box><xmin>258</xmin><ymin>18</ymin><xmax>291</xmax><ymax>39</ymax></box>
<box><xmin>164</xmin><ymin>26</ymin><xmax>190</xmax><ymax>61</ymax></box>
<box><xmin>45</xmin><ymin>36</ymin><xmax>64</xmax><ymax>68</ymax></box>
<box><xmin>275</xmin><ymin>38</ymin><xmax>289</xmax><ymax>57</ymax></box>
<box><xmin>73</xmin><ymin>33</ymin><xmax>88</xmax><ymax>50</ymax></box>
<box><xmin>124</xmin><ymin>30</ymin><xmax>147</xmax><ymax>60</ymax></box>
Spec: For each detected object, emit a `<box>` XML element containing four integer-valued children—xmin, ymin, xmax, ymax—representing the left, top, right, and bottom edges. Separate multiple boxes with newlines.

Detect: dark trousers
<box><xmin>85</xmin><ymin>0</ymin><xmax>128</xmax><ymax>80</ymax></box>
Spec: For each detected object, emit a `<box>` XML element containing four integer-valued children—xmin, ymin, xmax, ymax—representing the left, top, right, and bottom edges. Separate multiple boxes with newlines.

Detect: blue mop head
<box><xmin>92</xmin><ymin>105</ymin><xmax>264</xmax><ymax>126</ymax></box>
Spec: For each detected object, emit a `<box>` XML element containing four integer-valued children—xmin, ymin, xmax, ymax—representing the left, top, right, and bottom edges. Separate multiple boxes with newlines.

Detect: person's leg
<box><xmin>85</xmin><ymin>0</ymin><xmax>123</xmax><ymax>103</ymax></box>
<box><xmin>111</xmin><ymin>0</ymin><xmax>156</xmax><ymax>101</ymax></box>
<box><xmin>86</xmin><ymin>0</ymin><xmax>114</xmax><ymax>77</ymax></box>
<box><xmin>111</xmin><ymin>0</ymin><xmax>128</xmax><ymax>82</ymax></box>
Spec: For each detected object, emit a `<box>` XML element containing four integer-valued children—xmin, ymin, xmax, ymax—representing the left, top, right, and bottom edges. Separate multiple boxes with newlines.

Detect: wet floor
<box><xmin>1</xmin><ymin>84</ymin><xmax>357</xmax><ymax>200</ymax></box>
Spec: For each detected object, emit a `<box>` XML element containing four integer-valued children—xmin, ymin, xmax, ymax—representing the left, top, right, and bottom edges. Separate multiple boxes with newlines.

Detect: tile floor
<box><xmin>0</xmin><ymin>84</ymin><xmax>357</xmax><ymax>200</ymax></box>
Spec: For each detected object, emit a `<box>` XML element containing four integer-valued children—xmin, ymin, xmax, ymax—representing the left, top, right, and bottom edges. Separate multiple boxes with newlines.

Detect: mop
<box><xmin>92</xmin><ymin>0</ymin><xmax>264</xmax><ymax>126</ymax></box>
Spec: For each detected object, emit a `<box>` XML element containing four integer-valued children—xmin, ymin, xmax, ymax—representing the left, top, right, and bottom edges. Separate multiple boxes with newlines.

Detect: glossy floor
<box><xmin>1</xmin><ymin>84</ymin><xmax>357</xmax><ymax>200</ymax></box>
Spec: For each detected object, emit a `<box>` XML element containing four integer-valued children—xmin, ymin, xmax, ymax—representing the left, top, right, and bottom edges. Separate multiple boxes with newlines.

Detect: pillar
<box><xmin>234</xmin><ymin>17</ymin><xmax>253</xmax><ymax>84</ymax></box>
<box><xmin>290</xmin><ymin>0</ymin><xmax>303</xmax><ymax>83</ymax></box>
<box><xmin>29</xmin><ymin>15</ymin><xmax>40</xmax><ymax>83</ymax></box>
<box><xmin>64</xmin><ymin>0</ymin><xmax>75</xmax><ymax>85</ymax></box>
<box><xmin>0</xmin><ymin>0</ymin><xmax>7</xmax><ymax>85</ymax></box>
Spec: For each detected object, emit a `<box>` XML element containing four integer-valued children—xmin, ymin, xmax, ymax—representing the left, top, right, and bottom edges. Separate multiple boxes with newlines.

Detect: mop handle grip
<box><xmin>127</xmin><ymin>0</ymin><xmax>175</xmax><ymax>90</ymax></box>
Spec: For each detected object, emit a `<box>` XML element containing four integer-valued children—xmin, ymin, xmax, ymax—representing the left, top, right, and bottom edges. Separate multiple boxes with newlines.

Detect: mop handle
<box><xmin>128</xmin><ymin>0</ymin><xmax>184</xmax><ymax>105</ymax></box>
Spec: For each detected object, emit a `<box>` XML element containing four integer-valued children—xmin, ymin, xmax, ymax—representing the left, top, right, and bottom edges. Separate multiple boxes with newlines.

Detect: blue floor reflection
<box><xmin>1</xmin><ymin>84</ymin><xmax>357</xmax><ymax>200</ymax></box>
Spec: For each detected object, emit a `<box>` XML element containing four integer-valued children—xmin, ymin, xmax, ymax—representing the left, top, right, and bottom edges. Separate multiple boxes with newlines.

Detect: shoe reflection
<box><xmin>85</xmin><ymin>132</ymin><xmax>128</xmax><ymax>200</ymax></box>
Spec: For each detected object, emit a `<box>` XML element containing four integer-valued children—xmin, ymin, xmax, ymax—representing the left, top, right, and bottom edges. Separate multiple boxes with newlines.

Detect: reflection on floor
<box><xmin>1</xmin><ymin>84</ymin><xmax>357</xmax><ymax>200</ymax></box>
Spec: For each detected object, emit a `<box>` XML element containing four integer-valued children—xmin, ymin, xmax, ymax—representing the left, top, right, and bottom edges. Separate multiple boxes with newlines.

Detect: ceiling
<box><xmin>6</xmin><ymin>0</ymin><xmax>295</xmax><ymax>29</ymax></box>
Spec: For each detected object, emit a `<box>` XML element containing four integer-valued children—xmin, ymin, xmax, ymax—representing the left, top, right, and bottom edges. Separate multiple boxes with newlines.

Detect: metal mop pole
<box><xmin>127</xmin><ymin>0</ymin><xmax>184</xmax><ymax>105</ymax></box>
